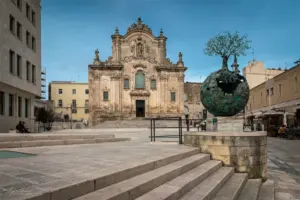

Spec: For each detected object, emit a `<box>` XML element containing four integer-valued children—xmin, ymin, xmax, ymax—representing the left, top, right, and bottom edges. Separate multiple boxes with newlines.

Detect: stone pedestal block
<box><xmin>184</xmin><ymin>131</ymin><xmax>267</xmax><ymax>180</ymax></box>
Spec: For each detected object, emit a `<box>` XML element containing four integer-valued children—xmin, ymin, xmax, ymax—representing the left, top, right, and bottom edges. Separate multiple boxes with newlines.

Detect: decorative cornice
<box><xmin>89</xmin><ymin>64</ymin><xmax>123</xmax><ymax>70</ymax></box>
<box><xmin>130</xmin><ymin>90</ymin><xmax>150</xmax><ymax>97</ymax></box>
<box><xmin>123</xmin><ymin>56</ymin><xmax>157</xmax><ymax>64</ymax></box>
<box><xmin>125</xmin><ymin>17</ymin><xmax>153</xmax><ymax>37</ymax></box>
<box><xmin>155</xmin><ymin>66</ymin><xmax>187</xmax><ymax>72</ymax></box>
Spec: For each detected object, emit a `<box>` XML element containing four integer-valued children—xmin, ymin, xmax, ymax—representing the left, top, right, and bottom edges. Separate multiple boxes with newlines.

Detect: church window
<box><xmin>135</xmin><ymin>71</ymin><xmax>145</xmax><ymax>89</ymax></box>
<box><xmin>171</xmin><ymin>92</ymin><xmax>176</xmax><ymax>102</ymax></box>
<box><xmin>103</xmin><ymin>91</ymin><xmax>109</xmax><ymax>101</ymax></box>
<box><xmin>184</xmin><ymin>94</ymin><xmax>188</xmax><ymax>102</ymax></box>
<box><xmin>124</xmin><ymin>79</ymin><xmax>129</xmax><ymax>89</ymax></box>
<box><xmin>150</xmin><ymin>79</ymin><xmax>156</xmax><ymax>89</ymax></box>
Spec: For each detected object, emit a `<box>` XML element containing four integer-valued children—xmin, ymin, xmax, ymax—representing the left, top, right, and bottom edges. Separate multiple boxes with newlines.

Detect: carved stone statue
<box><xmin>136</xmin><ymin>43</ymin><xmax>144</xmax><ymax>57</ymax></box>
<box><xmin>93</xmin><ymin>49</ymin><xmax>101</xmax><ymax>65</ymax></box>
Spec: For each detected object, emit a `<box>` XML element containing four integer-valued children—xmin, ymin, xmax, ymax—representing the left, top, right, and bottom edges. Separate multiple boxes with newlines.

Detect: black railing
<box><xmin>149</xmin><ymin>117</ymin><xmax>206</xmax><ymax>144</ymax></box>
<box><xmin>150</xmin><ymin>117</ymin><xmax>183</xmax><ymax>144</ymax></box>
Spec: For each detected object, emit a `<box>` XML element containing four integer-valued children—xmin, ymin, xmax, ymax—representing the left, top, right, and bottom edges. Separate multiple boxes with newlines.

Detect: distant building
<box><xmin>48</xmin><ymin>81</ymin><xmax>89</xmax><ymax>121</ymax></box>
<box><xmin>0</xmin><ymin>0</ymin><xmax>42</xmax><ymax>133</ymax></box>
<box><xmin>245</xmin><ymin>63</ymin><xmax>300</xmax><ymax>128</ymax></box>
<box><xmin>243</xmin><ymin>60</ymin><xmax>285</xmax><ymax>89</ymax></box>
<box><xmin>184</xmin><ymin>82</ymin><xmax>204</xmax><ymax>119</ymax></box>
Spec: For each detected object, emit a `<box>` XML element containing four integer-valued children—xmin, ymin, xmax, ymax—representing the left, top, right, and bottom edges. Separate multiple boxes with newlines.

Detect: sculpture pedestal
<box><xmin>184</xmin><ymin>131</ymin><xmax>267</xmax><ymax>180</ymax></box>
<box><xmin>206</xmin><ymin>117</ymin><xmax>244</xmax><ymax>132</ymax></box>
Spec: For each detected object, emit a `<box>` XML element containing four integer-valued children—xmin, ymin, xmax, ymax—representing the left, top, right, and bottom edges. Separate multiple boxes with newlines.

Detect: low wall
<box><xmin>184</xmin><ymin>131</ymin><xmax>267</xmax><ymax>180</ymax></box>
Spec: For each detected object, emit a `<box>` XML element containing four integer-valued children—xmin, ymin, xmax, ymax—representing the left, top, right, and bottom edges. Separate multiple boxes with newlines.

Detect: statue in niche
<box><xmin>136</xmin><ymin>43</ymin><xmax>144</xmax><ymax>57</ymax></box>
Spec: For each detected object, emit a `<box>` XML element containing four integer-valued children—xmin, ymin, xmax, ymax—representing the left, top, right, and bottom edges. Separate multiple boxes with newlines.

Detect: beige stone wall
<box><xmin>243</xmin><ymin>61</ymin><xmax>284</xmax><ymax>89</ymax></box>
<box><xmin>246</xmin><ymin>64</ymin><xmax>300</xmax><ymax>113</ymax></box>
<box><xmin>184</xmin><ymin>132</ymin><xmax>267</xmax><ymax>180</ymax></box>
<box><xmin>49</xmin><ymin>82</ymin><xmax>89</xmax><ymax>121</ymax></box>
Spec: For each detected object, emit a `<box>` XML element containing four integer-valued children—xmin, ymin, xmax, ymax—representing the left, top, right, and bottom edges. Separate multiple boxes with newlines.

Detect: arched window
<box><xmin>135</xmin><ymin>70</ymin><xmax>145</xmax><ymax>89</ymax></box>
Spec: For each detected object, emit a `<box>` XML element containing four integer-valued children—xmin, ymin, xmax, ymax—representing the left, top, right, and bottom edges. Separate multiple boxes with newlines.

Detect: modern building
<box><xmin>88</xmin><ymin>18</ymin><xmax>187</xmax><ymax>126</ymax></box>
<box><xmin>48</xmin><ymin>81</ymin><xmax>89</xmax><ymax>121</ymax></box>
<box><xmin>243</xmin><ymin>60</ymin><xmax>285</xmax><ymax>89</ymax></box>
<box><xmin>0</xmin><ymin>0</ymin><xmax>41</xmax><ymax>133</ymax></box>
<box><xmin>245</xmin><ymin>63</ymin><xmax>300</xmax><ymax>128</ymax></box>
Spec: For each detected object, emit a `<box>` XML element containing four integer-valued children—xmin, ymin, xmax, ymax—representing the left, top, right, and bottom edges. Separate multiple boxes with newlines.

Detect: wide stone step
<box><xmin>0</xmin><ymin>138</ymin><xmax>130</xmax><ymax>148</ymax></box>
<box><xmin>180</xmin><ymin>167</ymin><xmax>234</xmax><ymax>200</ymax></box>
<box><xmin>74</xmin><ymin>154</ymin><xmax>210</xmax><ymax>200</ymax></box>
<box><xmin>237</xmin><ymin>179</ymin><xmax>262</xmax><ymax>200</ymax></box>
<box><xmin>0</xmin><ymin>134</ymin><xmax>115</xmax><ymax>142</ymax></box>
<box><xmin>257</xmin><ymin>180</ymin><xmax>275</xmax><ymax>200</ymax></box>
<box><xmin>136</xmin><ymin>160</ymin><xmax>222</xmax><ymax>200</ymax></box>
<box><xmin>213</xmin><ymin>173</ymin><xmax>248</xmax><ymax>200</ymax></box>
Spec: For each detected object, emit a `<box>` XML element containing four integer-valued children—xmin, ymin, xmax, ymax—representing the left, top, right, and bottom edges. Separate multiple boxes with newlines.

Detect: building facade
<box><xmin>88</xmin><ymin>18</ymin><xmax>187</xmax><ymax>126</ymax></box>
<box><xmin>48</xmin><ymin>81</ymin><xmax>89</xmax><ymax>121</ymax></box>
<box><xmin>0</xmin><ymin>0</ymin><xmax>41</xmax><ymax>133</ymax></box>
<box><xmin>243</xmin><ymin>60</ymin><xmax>285</xmax><ymax>89</ymax></box>
<box><xmin>246</xmin><ymin>63</ymin><xmax>300</xmax><ymax>128</ymax></box>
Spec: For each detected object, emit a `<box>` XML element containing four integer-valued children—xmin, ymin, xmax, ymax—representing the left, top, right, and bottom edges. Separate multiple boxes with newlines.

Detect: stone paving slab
<box><xmin>0</xmin><ymin>135</ymin><xmax>198</xmax><ymax>200</ymax></box>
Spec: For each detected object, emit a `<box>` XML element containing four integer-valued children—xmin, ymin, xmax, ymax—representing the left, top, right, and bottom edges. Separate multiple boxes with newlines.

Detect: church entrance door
<box><xmin>136</xmin><ymin>100</ymin><xmax>145</xmax><ymax>117</ymax></box>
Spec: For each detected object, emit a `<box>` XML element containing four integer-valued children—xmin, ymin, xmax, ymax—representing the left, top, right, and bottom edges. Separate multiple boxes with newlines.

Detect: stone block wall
<box><xmin>184</xmin><ymin>132</ymin><xmax>267</xmax><ymax>180</ymax></box>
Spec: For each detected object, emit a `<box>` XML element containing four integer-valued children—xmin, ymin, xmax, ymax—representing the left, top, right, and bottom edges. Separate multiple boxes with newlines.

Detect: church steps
<box><xmin>212</xmin><ymin>173</ymin><xmax>248</xmax><ymax>200</ymax></box>
<box><xmin>74</xmin><ymin>154</ymin><xmax>211</xmax><ymax>200</ymax></box>
<box><xmin>257</xmin><ymin>180</ymin><xmax>275</xmax><ymax>200</ymax></box>
<box><xmin>136</xmin><ymin>160</ymin><xmax>222</xmax><ymax>200</ymax></box>
<box><xmin>236</xmin><ymin>179</ymin><xmax>262</xmax><ymax>200</ymax></box>
<box><xmin>180</xmin><ymin>167</ymin><xmax>234</xmax><ymax>200</ymax></box>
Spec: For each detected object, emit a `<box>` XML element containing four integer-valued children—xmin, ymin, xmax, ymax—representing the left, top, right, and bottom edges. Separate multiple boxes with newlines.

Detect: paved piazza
<box><xmin>0</xmin><ymin>129</ymin><xmax>300</xmax><ymax>200</ymax></box>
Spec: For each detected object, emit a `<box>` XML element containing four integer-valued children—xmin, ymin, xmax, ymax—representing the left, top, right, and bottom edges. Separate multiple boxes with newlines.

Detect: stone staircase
<box><xmin>73</xmin><ymin>151</ymin><xmax>274</xmax><ymax>200</ymax></box>
<box><xmin>93</xmin><ymin>119</ymin><xmax>188</xmax><ymax>129</ymax></box>
<box><xmin>0</xmin><ymin>134</ymin><xmax>130</xmax><ymax>148</ymax></box>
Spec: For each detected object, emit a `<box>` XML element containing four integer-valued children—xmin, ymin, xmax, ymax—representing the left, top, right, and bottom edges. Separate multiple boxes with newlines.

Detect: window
<box><xmin>184</xmin><ymin>94</ymin><xmax>188</xmax><ymax>102</ymax></box>
<box><xmin>32</xmin><ymin>65</ymin><xmax>36</xmax><ymax>83</ymax></box>
<box><xmin>17</xmin><ymin>22</ymin><xmax>22</xmax><ymax>39</ymax></box>
<box><xmin>124</xmin><ymin>79</ymin><xmax>129</xmax><ymax>89</ymax></box>
<box><xmin>270</xmin><ymin>88</ymin><xmax>274</xmax><ymax>95</ymax></box>
<box><xmin>260</xmin><ymin>92</ymin><xmax>263</xmax><ymax>103</ymax></box>
<box><xmin>85</xmin><ymin>89</ymin><xmax>89</xmax><ymax>94</ymax></box>
<box><xmin>135</xmin><ymin>70</ymin><xmax>145</xmax><ymax>89</ymax></box>
<box><xmin>9</xmin><ymin>94</ymin><xmax>14</xmax><ymax>117</ymax></box>
<box><xmin>72</xmin><ymin>100</ymin><xmax>77</xmax><ymax>113</ymax></box>
<box><xmin>150</xmin><ymin>79</ymin><xmax>156</xmax><ymax>89</ymax></box>
<box><xmin>188</xmin><ymin>94</ymin><xmax>193</xmax><ymax>101</ymax></box>
<box><xmin>103</xmin><ymin>91</ymin><xmax>109</xmax><ymax>101</ymax></box>
<box><xmin>0</xmin><ymin>92</ymin><xmax>4</xmax><ymax>115</ymax></box>
<box><xmin>26</xmin><ymin>3</ymin><xmax>30</xmax><ymax>19</ymax></box>
<box><xmin>26</xmin><ymin>61</ymin><xmax>30</xmax><ymax>81</ymax></box>
<box><xmin>171</xmin><ymin>92</ymin><xmax>176</xmax><ymax>102</ymax></box>
<box><xmin>295</xmin><ymin>77</ymin><xmax>298</xmax><ymax>91</ymax></box>
<box><xmin>18</xmin><ymin>96</ymin><xmax>22</xmax><ymax>117</ymax></box>
<box><xmin>17</xmin><ymin>54</ymin><xmax>22</xmax><ymax>77</ymax></box>
<box><xmin>32</xmin><ymin>36</ymin><xmax>36</xmax><ymax>51</ymax></box>
<box><xmin>279</xmin><ymin>84</ymin><xmax>282</xmax><ymax>96</ymax></box>
<box><xmin>9</xmin><ymin>50</ymin><xmax>15</xmax><ymax>74</ymax></box>
<box><xmin>26</xmin><ymin>31</ymin><xmax>30</xmax><ymax>46</ymax></box>
<box><xmin>85</xmin><ymin>100</ymin><xmax>89</xmax><ymax>114</ymax></box>
<box><xmin>9</xmin><ymin>15</ymin><xmax>15</xmax><ymax>34</ymax></box>
<box><xmin>25</xmin><ymin>98</ymin><xmax>29</xmax><ymax>118</ymax></box>
<box><xmin>58</xmin><ymin>89</ymin><xmax>63</xmax><ymax>94</ymax></box>
<box><xmin>17</xmin><ymin>0</ymin><xmax>22</xmax><ymax>10</ymax></box>
<box><xmin>31</xmin><ymin>10</ymin><xmax>36</xmax><ymax>26</ymax></box>
<box><xmin>72</xmin><ymin>89</ymin><xmax>76</xmax><ymax>94</ymax></box>
<box><xmin>58</xmin><ymin>100</ymin><xmax>63</xmax><ymax>107</ymax></box>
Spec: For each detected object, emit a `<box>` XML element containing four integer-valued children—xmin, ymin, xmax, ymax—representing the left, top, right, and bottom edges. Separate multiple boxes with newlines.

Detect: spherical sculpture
<box><xmin>200</xmin><ymin>69</ymin><xmax>249</xmax><ymax>116</ymax></box>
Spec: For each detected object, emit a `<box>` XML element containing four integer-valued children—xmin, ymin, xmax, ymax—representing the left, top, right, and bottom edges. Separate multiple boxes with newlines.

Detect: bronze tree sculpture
<box><xmin>200</xmin><ymin>32</ymin><xmax>251</xmax><ymax>116</ymax></box>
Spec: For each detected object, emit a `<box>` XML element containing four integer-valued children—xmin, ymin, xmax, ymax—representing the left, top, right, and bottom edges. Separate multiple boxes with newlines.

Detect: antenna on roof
<box><xmin>252</xmin><ymin>48</ymin><xmax>255</xmax><ymax>62</ymax></box>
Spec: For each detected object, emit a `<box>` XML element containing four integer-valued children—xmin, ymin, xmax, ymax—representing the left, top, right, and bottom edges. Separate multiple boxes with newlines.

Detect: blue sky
<box><xmin>42</xmin><ymin>0</ymin><xmax>300</xmax><ymax>87</ymax></box>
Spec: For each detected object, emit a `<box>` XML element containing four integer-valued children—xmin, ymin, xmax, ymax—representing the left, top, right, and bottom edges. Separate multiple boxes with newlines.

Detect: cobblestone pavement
<box><xmin>267</xmin><ymin>137</ymin><xmax>300</xmax><ymax>200</ymax></box>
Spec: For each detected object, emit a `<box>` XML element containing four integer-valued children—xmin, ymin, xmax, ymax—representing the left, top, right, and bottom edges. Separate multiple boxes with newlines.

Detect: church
<box><xmin>88</xmin><ymin>18</ymin><xmax>187</xmax><ymax>125</ymax></box>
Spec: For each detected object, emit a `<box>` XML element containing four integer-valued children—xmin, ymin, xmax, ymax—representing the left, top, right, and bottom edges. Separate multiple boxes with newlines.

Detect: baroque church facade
<box><xmin>88</xmin><ymin>18</ymin><xmax>187</xmax><ymax>125</ymax></box>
